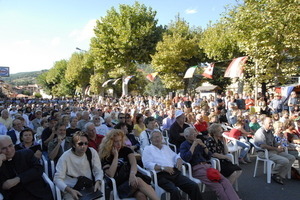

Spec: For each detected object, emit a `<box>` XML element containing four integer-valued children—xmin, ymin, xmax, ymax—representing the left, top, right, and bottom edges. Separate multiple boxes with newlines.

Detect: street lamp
<box><xmin>75</xmin><ymin>47</ymin><xmax>87</xmax><ymax>52</ymax></box>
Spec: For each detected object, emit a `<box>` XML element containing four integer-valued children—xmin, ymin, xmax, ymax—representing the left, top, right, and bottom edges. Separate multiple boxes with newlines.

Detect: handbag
<box><xmin>206</xmin><ymin>168</ymin><xmax>221</xmax><ymax>182</ymax></box>
<box><xmin>73</xmin><ymin>176</ymin><xmax>94</xmax><ymax>191</ymax></box>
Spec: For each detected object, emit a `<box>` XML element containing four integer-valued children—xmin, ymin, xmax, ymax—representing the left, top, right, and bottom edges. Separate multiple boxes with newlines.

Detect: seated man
<box><xmin>142</xmin><ymin>130</ymin><xmax>203</xmax><ymax>200</ymax></box>
<box><xmin>6</xmin><ymin>119</ymin><xmax>24</xmax><ymax>145</ymax></box>
<box><xmin>169</xmin><ymin>110</ymin><xmax>190</xmax><ymax>152</ymax></box>
<box><xmin>84</xmin><ymin>122</ymin><xmax>104</xmax><ymax>151</ymax></box>
<box><xmin>0</xmin><ymin>135</ymin><xmax>53</xmax><ymax>200</ymax></box>
<box><xmin>180</xmin><ymin>127</ymin><xmax>240</xmax><ymax>200</ymax></box>
<box><xmin>254</xmin><ymin>117</ymin><xmax>296</xmax><ymax>184</ymax></box>
<box><xmin>139</xmin><ymin>117</ymin><xmax>160</xmax><ymax>150</ymax></box>
<box><xmin>54</xmin><ymin>131</ymin><xmax>103</xmax><ymax>200</ymax></box>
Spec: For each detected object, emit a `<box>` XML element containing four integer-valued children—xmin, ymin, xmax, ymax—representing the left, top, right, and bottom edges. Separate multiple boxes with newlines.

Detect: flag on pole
<box><xmin>146</xmin><ymin>72</ymin><xmax>158</xmax><ymax>82</ymax></box>
<box><xmin>112</xmin><ymin>78</ymin><xmax>121</xmax><ymax>85</ymax></box>
<box><xmin>124</xmin><ymin>75</ymin><xmax>134</xmax><ymax>84</ymax></box>
<box><xmin>102</xmin><ymin>79</ymin><xmax>115</xmax><ymax>87</ymax></box>
<box><xmin>201</xmin><ymin>63</ymin><xmax>214</xmax><ymax>79</ymax></box>
<box><xmin>184</xmin><ymin>66</ymin><xmax>197</xmax><ymax>78</ymax></box>
<box><xmin>224</xmin><ymin>56</ymin><xmax>248</xmax><ymax>78</ymax></box>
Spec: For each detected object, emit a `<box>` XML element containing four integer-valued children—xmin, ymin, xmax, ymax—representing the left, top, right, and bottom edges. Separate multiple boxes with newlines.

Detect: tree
<box><xmin>38</xmin><ymin>60</ymin><xmax>75</xmax><ymax>97</ymax></box>
<box><xmin>90</xmin><ymin>1</ymin><xmax>163</xmax><ymax>96</ymax></box>
<box><xmin>37</xmin><ymin>71</ymin><xmax>52</xmax><ymax>95</ymax></box>
<box><xmin>199</xmin><ymin>20</ymin><xmax>242</xmax><ymax>61</ymax></box>
<box><xmin>230</xmin><ymin>0</ymin><xmax>300</xmax><ymax>92</ymax></box>
<box><xmin>151</xmin><ymin>16</ymin><xmax>205</xmax><ymax>93</ymax></box>
<box><xmin>65</xmin><ymin>52</ymin><xmax>92</xmax><ymax>97</ymax></box>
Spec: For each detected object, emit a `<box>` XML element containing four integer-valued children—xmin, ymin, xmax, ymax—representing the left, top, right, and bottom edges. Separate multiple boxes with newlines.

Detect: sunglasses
<box><xmin>77</xmin><ymin>142</ymin><xmax>88</xmax><ymax>146</ymax></box>
<box><xmin>119</xmin><ymin>117</ymin><xmax>125</xmax><ymax>119</ymax></box>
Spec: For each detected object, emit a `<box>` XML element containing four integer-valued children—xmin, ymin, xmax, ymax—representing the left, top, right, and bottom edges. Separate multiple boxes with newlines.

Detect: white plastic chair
<box><xmin>250</xmin><ymin>139</ymin><xmax>275</xmax><ymax>183</ymax></box>
<box><xmin>106</xmin><ymin>165</ymin><xmax>149</xmax><ymax>200</ymax></box>
<box><xmin>43</xmin><ymin>172</ymin><xmax>63</xmax><ymax>200</ymax></box>
<box><xmin>222</xmin><ymin>132</ymin><xmax>242</xmax><ymax>165</ymax></box>
<box><xmin>149</xmin><ymin>169</ymin><xmax>170</xmax><ymax>200</ymax></box>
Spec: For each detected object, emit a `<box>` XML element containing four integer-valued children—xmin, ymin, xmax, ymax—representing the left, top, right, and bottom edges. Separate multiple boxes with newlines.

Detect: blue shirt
<box><xmin>180</xmin><ymin>140</ymin><xmax>212</xmax><ymax>166</ymax></box>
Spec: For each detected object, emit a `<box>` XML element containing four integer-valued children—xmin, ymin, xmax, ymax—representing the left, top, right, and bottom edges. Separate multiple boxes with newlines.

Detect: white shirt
<box><xmin>54</xmin><ymin>148</ymin><xmax>103</xmax><ymax>192</ymax></box>
<box><xmin>142</xmin><ymin>144</ymin><xmax>180</xmax><ymax>171</ymax></box>
<box><xmin>95</xmin><ymin>124</ymin><xmax>109</xmax><ymax>136</ymax></box>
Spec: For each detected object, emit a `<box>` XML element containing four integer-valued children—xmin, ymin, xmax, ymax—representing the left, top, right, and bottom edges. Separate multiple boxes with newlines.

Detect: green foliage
<box><xmin>90</xmin><ymin>1</ymin><xmax>163</xmax><ymax>94</ymax></box>
<box><xmin>22</xmin><ymin>90</ymin><xmax>31</xmax><ymax>96</ymax></box>
<box><xmin>199</xmin><ymin>20</ymin><xmax>242</xmax><ymax>61</ymax></box>
<box><xmin>144</xmin><ymin>77</ymin><xmax>168</xmax><ymax>96</ymax></box>
<box><xmin>230</xmin><ymin>0</ymin><xmax>300</xmax><ymax>85</ymax></box>
<box><xmin>37</xmin><ymin>71</ymin><xmax>52</xmax><ymax>95</ymax></box>
<box><xmin>34</xmin><ymin>92</ymin><xmax>42</xmax><ymax>98</ymax></box>
<box><xmin>3</xmin><ymin>70</ymin><xmax>47</xmax><ymax>86</ymax></box>
<box><xmin>151</xmin><ymin>17</ymin><xmax>205</xmax><ymax>92</ymax></box>
<box><xmin>38</xmin><ymin>60</ymin><xmax>75</xmax><ymax>97</ymax></box>
<box><xmin>65</xmin><ymin>52</ymin><xmax>92</xmax><ymax>95</ymax></box>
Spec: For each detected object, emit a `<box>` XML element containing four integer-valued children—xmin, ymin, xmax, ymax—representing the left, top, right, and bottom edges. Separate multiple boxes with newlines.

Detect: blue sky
<box><xmin>0</xmin><ymin>0</ymin><xmax>238</xmax><ymax>74</ymax></box>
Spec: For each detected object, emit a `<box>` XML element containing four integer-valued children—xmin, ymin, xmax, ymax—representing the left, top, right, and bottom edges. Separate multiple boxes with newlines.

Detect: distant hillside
<box><xmin>1</xmin><ymin>70</ymin><xmax>48</xmax><ymax>86</ymax></box>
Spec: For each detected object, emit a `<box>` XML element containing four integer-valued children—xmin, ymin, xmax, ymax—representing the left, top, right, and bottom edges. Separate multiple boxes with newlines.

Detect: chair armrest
<box><xmin>104</xmin><ymin>174</ymin><xmax>119</xmax><ymax>199</ymax></box>
<box><xmin>210</xmin><ymin>158</ymin><xmax>221</xmax><ymax>171</ymax></box>
<box><xmin>42</xmin><ymin>173</ymin><xmax>56</xmax><ymax>199</ymax></box>
<box><xmin>138</xmin><ymin>165</ymin><xmax>151</xmax><ymax>177</ymax></box>
<box><xmin>226</xmin><ymin>153</ymin><xmax>235</xmax><ymax>164</ymax></box>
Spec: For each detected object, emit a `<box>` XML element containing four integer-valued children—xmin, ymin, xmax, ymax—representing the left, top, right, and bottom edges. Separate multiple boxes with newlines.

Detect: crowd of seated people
<box><xmin>0</xmin><ymin>90</ymin><xmax>299</xmax><ymax>198</ymax></box>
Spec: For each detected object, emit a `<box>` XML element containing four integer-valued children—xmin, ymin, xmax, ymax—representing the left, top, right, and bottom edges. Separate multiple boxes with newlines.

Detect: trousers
<box><xmin>192</xmin><ymin>164</ymin><xmax>240</xmax><ymax>200</ymax></box>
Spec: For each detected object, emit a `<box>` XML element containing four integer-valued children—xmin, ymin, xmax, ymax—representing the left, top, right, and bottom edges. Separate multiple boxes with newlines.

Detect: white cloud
<box><xmin>185</xmin><ymin>9</ymin><xmax>198</xmax><ymax>14</ymax></box>
<box><xmin>69</xmin><ymin>19</ymin><xmax>97</xmax><ymax>42</ymax></box>
<box><xmin>50</xmin><ymin>37</ymin><xmax>61</xmax><ymax>47</ymax></box>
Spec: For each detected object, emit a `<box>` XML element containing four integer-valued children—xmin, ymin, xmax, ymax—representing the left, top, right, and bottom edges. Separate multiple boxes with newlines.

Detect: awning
<box><xmin>195</xmin><ymin>85</ymin><xmax>221</xmax><ymax>92</ymax></box>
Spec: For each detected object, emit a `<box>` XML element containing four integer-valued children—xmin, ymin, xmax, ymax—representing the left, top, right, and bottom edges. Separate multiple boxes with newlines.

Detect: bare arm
<box><xmin>104</xmin><ymin>148</ymin><xmax>118</xmax><ymax>177</ymax></box>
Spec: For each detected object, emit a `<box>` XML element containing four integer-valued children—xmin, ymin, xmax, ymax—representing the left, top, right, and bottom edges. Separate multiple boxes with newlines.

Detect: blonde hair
<box><xmin>99</xmin><ymin>129</ymin><xmax>125</xmax><ymax>160</ymax></box>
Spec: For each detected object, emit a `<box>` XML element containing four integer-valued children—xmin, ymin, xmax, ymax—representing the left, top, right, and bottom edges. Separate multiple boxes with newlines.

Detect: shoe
<box><xmin>244</xmin><ymin>158</ymin><xmax>252</xmax><ymax>163</ymax></box>
<box><xmin>239</xmin><ymin>158</ymin><xmax>247</xmax><ymax>164</ymax></box>
<box><xmin>272</xmin><ymin>174</ymin><xmax>284</xmax><ymax>185</ymax></box>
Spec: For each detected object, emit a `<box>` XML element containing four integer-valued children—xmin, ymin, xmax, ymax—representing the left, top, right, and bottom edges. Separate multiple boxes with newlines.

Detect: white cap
<box><xmin>175</xmin><ymin>110</ymin><xmax>184</xmax><ymax>118</ymax></box>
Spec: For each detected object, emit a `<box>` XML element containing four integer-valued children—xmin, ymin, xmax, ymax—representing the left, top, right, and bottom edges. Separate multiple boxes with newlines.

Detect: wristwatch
<box><xmin>160</xmin><ymin>166</ymin><xmax>165</xmax><ymax>171</ymax></box>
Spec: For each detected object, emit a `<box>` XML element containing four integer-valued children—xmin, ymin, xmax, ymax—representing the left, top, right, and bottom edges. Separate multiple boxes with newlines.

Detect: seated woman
<box><xmin>125</xmin><ymin>113</ymin><xmax>134</xmax><ymax>134</ymax></box>
<box><xmin>133</xmin><ymin>114</ymin><xmax>146</xmax><ymax>137</ymax></box>
<box><xmin>115</xmin><ymin>122</ymin><xmax>140</xmax><ymax>153</ymax></box>
<box><xmin>206</xmin><ymin>123</ymin><xmax>242</xmax><ymax>185</ymax></box>
<box><xmin>284</xmin><ymin>119</ymin><xmax>300</xmax><ymax>145</ymax></box>
<box><xmin>99</xmin><ymin>129</ymin><xmax>158</xmax><ymax>200</ymax></box>
<box><xmin>15</xmin><ymin>128</ymin><xmax>42</xmax><ymax>159</ymax></box>
<box><xmin>274</xmin><ymin>121</ymin><xmax>300</xmax><ymax>160</ymax></box>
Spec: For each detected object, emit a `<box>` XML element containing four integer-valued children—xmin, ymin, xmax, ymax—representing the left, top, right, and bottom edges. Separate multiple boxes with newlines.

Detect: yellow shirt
<box><xmin>133</xmin><ymin>123</ymin><xmax>146</xmax><ymax>136</ymax></box>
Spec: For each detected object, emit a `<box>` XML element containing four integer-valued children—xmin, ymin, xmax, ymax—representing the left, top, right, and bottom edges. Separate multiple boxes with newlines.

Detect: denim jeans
<box><xmin>236</xmin><ymin>140</ymin><xmax>250</xmax><ymax>158</ymax></box>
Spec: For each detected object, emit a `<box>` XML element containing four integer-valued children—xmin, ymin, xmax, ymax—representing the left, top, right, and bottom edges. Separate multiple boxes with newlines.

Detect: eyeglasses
<box><xmin>77</xmin><ymin>142</ymin><xmax>88</xmax><ymax>146</ymax></box>
<box><xmin>119</xmin><ymin>117</ymin><xmax>125</xmax><ymax>119</ymax></box>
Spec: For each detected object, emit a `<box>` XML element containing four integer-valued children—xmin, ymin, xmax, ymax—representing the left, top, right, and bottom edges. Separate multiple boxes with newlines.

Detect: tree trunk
<box><xmin>261</xmin><ymin>82</ymin><xmax>267</xmax><ymax>97</ymax></box>
<box><xmin>237</xmin><ymin>79</ymin><xmax>244</xmax><ymax>94</ymax></box>
<box><xmin>122</xmin><ymin>76</ymin><xmax>128</xmax><ymax>96</ymax></box>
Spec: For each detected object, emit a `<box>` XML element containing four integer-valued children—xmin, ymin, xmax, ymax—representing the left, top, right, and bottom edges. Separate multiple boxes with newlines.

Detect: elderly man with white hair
<box><xmin>142</xmin><ymin>130</ymin><xmax>203</xmax><ymax>200</ymax></box>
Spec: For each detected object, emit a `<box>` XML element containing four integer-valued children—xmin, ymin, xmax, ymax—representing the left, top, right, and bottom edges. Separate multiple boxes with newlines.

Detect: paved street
<box><xmin>201</xmin><ymin>154</ymin><xmax>300</xmax><ymax>200</ymax></box>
